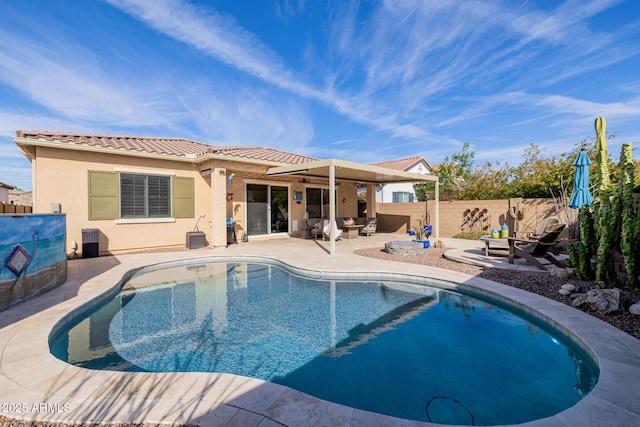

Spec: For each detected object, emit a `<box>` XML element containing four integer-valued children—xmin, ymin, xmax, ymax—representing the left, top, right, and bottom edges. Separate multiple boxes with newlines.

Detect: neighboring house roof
<box><xmin>371</xmin><ymin>156</ymin><xmax>432</xmax><ymax>172</ymax></box>
<box><xmin>0</xmin><ymin>181</ymin><xmax>14</xmax><ymax>190</ymax></box>
<box><xmin>8</xmin><ymin>189</ymin><xmax>32</xmax><ymax>206</ymax></box>
<box><xmin>14</xmin><ymin>131</ymin><xmax>317</xmax><ymax>165</ymax></box>
<box><xmin>430</xmin><ymin>162</ymin><xmax>456</xmax><ymax>170</ymax></box>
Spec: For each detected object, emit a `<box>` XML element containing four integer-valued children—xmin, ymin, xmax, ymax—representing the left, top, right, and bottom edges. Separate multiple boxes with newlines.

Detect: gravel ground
<box><xmin>354</xmin><ymin>246</ymin><xmax>640</xmax><ymax>340</ymax></box>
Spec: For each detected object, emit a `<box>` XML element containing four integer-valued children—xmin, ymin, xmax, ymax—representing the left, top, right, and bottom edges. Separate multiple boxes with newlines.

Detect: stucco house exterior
<box><xmin>0</xmin><ymin>181</ymin><xmax>14</xmax><ymax>203</ymax></box>
<box><xmin>371</xmin><ymin>156</ymin><xmax>433</xmax><ymax>203</ymax></box>
<box><xmin>14</xmin><ymin>131</ymin><xmax>438</xmax><ymax>256</ymax></box>
<box><xmin>8</xmin><ymin>189</ymin><xmax>32</xmax><ymax>206</ymax></box>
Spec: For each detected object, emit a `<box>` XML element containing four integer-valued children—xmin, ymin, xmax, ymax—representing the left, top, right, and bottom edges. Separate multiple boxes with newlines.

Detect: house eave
<box><xmin>12</xmin><ymin>137</ymin><xmax>303</xmax><ymax>168</ymax></box>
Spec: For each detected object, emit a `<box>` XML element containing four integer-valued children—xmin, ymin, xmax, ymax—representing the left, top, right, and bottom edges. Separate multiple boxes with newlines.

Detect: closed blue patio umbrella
<box><xmin>569</xmin><ymin>149</ymin><xmax>593</xmax><ymax>209</ymax></box>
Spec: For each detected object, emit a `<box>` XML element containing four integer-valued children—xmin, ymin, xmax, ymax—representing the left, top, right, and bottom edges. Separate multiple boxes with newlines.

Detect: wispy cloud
<box><xmin>101</xmin><ymin>0</ymin><xmax>640</xmax><ymax>158</ymax></box>
<box><xmin>0</xmin><ymin>110</ymin><xmax>79</xmax><ymax>191</ymax></box>
<box><xmin>531</xmin><ymin>94</ymin><xmax>640</xmax><ymax>119</ymax></box>
<box><xmin>103</xmin><ymin>0</ymin><xmax>434</xmax><ymax>140</ymax></box>
<box><xmin>434</xmin><ymin>91</ymin><xmax>640</xmax><ymax>130</ymax></box>
<box><xmin>1</xmin><ymin>0</ymin><xmax>638</xmax><ymax>187</ymax></box>
<box><xmin>0</xmin><ymin>11</ymin><xmax>313</xmax><ymax>151</ymax></box>
<box><xmin>0</xmin><ymin>29</ymin><xmax>183</xmax><ymax>129</ymax></box>
<box><xmin>0</xmin><ymin>139</ymin><xmax>32</xmax><ymax>190</ymax></box>
<box><xmin>0</xmin><ymin>110</ymin><xmax>92</xmax><ymax>137</ymax></box>
<box><xmin>331</xmin><ymin>0</ymin><xmax>638</xmax><ymax>139</ymax></box>
<box><xmin>104</xmin><ymin>0</ymin><xmax>312</xmax><ymax>96</ymax></box>
<box><xmin>168</xmin><ymin>78</ymin><xmax>315</xmax><ymax>151</ymax></box>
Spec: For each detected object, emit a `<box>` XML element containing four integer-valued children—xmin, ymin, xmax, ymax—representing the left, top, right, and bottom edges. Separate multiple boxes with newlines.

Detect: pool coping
<box><xmin>1</xmin><ymin>238</ymin><xmax>639</xmax><ymax>426</ymax></box>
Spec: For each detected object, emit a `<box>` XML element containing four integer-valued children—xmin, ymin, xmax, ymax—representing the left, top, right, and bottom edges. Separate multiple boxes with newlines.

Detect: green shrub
<box><xmin>453</xmin><ymin>230</ymin><xmax>487</xmax><ymax>240</ymax></box>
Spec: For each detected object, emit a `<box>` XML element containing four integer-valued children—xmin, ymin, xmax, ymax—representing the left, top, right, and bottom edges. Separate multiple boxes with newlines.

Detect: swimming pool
<box><xmin>50</xmin><ymin>259</ymin><xmax>598</xmax><ymax>425</ymax></box>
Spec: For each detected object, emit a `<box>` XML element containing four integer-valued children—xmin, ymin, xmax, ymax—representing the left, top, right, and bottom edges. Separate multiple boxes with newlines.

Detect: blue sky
<box><xmin>1</xmin><ymin>0</ymin><xmax>639</xmax><ymax>191</ymax></box>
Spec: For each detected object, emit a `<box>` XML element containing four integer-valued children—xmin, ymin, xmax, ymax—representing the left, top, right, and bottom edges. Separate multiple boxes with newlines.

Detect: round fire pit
<box><xmin>385</xmin><ymin>240</ymin><xmax>423</xmax><ymax>256</ymax></box>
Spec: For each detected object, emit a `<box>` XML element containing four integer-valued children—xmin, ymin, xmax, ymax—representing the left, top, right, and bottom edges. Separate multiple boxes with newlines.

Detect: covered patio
<box><xmin>268</xmin><ymin>158</ymin><xmax>439</xmax><ymax>255</ymax></box>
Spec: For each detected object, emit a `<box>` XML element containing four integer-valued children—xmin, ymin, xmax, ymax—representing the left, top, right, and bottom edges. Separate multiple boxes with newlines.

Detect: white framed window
<box><xmin>120</xmin><ymin>173</ymin><xmax>171</xmax><ymax>219</ymax></box>
<box><xmin>88</xmin><ymin>170</ymin><xmax>194</xmax><ymax>222</ymax></box>
<box><xmin>392</xmin><ymin>191</ymin><xmax>414</xmax><ymax>203</ymax></box>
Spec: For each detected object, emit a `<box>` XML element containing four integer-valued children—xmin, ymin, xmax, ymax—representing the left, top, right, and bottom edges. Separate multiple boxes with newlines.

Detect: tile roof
<box><xmin>371</xmin><ymin>156</ymin><xmax>431</xmax><ymax>171</ymax></box>
<box><xmin>430</xmin><ymin>161</ymin><xmax>458</xmax><ymax>170</ymax></box>
<box><xmin>212</xmin><ymin>146</ymin><xmax>317</xmax><ymax>165</ymax></box>
<box><xmin>15</xmin><ymin>131</ymin><xmax>317</xmax><ymax>165</ymax></box>
<box><xmin>0</xmin><ymin>181</ymin><xmax>14</xmax><ymax>189</ymax></box>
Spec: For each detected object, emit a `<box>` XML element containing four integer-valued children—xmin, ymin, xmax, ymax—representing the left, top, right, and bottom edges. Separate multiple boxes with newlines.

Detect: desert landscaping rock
<box><xmin>572</xmin><ymin>289</ymin><xmax>621</xmax><ymax>314</ymax></box>
<box><xmin>550</xmin><ymin>268</ymin><xmax>569</xmax><ymax>279</ymax></box>
<box><xmin>630</xmin><ymin>303</ymin><xmax>640</xmax><ymax>316</ymax></box>
<box><xmin>561</xmin><ymin>284</ymin><xmax>576</xmax><ymax>292</ymax></box>
<box><xmin>559</xmin><ymin>288</ymin><xmax>572</xmax><ymax>295</ymax></box>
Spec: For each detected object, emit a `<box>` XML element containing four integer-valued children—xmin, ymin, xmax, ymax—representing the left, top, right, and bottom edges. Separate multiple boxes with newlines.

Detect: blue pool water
<box><xmin>50</xmin><ymin>260</ymin><xmax>598</xmax><ymax>425</ymax></box>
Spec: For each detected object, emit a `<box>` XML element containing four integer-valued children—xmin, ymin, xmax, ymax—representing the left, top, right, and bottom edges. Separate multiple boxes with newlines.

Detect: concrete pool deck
<box><xmin>1</xmin><ymin>234</ymin><xmax>639</xmax><ymax>426</ymax></box>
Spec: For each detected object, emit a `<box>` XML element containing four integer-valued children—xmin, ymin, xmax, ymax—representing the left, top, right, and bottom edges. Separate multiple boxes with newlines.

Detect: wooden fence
<box><xmin>1</xmin><ymin>202</ymin><xmax>33</xmax><ymax>214</ymax></box>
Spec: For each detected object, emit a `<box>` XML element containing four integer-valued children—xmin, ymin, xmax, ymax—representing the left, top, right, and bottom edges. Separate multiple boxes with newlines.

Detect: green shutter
<box><xmin>172</xmin><ymin>176</ymin><xmax>194</xmax><ymax>218</ymax></box>
<box><xmin>88</xmin><ymin>171</ymin><xmax>119</xmax><ymax>220</ymax></box>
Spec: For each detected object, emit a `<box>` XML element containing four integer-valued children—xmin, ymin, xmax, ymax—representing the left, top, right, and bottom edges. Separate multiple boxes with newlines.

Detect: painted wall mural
<box><xmin>0</xmin><ymin>214</ymin><xmax>67</xmax><ymax>311</ymax></box>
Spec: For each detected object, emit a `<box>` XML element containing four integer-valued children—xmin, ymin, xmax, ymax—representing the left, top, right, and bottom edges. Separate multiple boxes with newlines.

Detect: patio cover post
<box><xmin>210</xmin><ymin>166</ymin><xmax>228</xmax><ymax>248</ymax></box>
<box><xmin>329</xmin><ymin>163</ymin><xmax>336</xmax><ymax>255</ymax></box>
<box><xmin>434</xmin><ymin>178</ymin><xmax>439</xmax><ymax>239</ymax></box>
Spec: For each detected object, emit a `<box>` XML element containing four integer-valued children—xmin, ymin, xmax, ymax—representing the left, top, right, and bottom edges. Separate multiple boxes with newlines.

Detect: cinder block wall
<box><xmin>377</xmin><ymin>198</ymin><xmax>559</xmax><ymax>237</ymax></box>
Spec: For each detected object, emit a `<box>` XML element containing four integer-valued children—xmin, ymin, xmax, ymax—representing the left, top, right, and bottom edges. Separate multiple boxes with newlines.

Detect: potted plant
<box><xmin>412</xmin><ymin>217</ymin><xmax>431</xmax><ymax>248</ymax></box>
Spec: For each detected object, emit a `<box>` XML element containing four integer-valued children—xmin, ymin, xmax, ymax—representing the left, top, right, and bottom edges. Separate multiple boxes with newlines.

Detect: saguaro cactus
<box><xmin>579</xmin><ymin>205</ymin><xmax>597</xmax><ymax>252</ymax></box>
<box><xmin>595</xmin><ymin>191</ymin><xmax>616</xmax><ymax>283</ymax></box>
<box><xmin>568</xmin><ymin>117</ymin><xmax>639</xmax><ymax>288</ymax></box>
<box><xmin>592</xmin><ymin>117</ymin><xmax>619</xmax><ymax>283</ymax></box>
<box><xmin>568</xmin><ymin>241</ymin><xmax>592</xmax><ymax>281</ymax></box>
<box><xmin>568</xmin><ymin>206</ymin><xmax>597</xmax><ymax>280</ymax></box>
<box><xmin>634</xmin><ymin>200</ymin><xmax>640</xmax><ymax>288</ymax></box>
<box><xmin>618</xmin><ymin>143</ymin><xmax>638</xmax><ymax>289</ymax></box>
<box><xmin>594</xmin><ymin>116</ymin><xmax>610</xmax><ymax>192</ymax></box>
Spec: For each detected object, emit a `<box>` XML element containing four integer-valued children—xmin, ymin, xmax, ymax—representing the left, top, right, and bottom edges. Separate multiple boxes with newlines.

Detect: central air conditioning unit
<box><xmin>186</xmin><ymin>231</ymin><xmax>206</xmax><ymax>249</ymax></box>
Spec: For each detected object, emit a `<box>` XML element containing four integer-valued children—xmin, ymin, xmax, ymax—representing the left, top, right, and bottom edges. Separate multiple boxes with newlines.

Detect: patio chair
<box><xmin>359</xmin><ymin>218</ymin><xmax>377</xmax><ymax>237</ymax></box>
<box><xmin>518</xmin><ymin>217</ymin><xmax>560</xmax><ymax>239</ymax></box>
<box><xmin>507</xmin><ymin>223</ymin><xmax>566</xmax><ymax>270</ymax></box>
<box><xmin>308</xmin><ymin>219</ymin><xmax>323</xmax><ymax>239</ymax></box>
<box><xmin>322</xmin><ymin>219</ymin><xmax>343</xmax><ymax>241</ymax></box>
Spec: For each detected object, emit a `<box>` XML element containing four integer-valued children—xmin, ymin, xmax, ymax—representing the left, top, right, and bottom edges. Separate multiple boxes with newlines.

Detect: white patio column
<box><xmin>210</xmin><ymin>167</ymin><xmax>227</xmax><ymax>248</ymax></box>
<box><xmin>434</xmin><ymin>178</ymin><xmax>440</xmax><ymax>239</ymax></box>
<box><xmin>329</xmin><ymin>163</ymin><xmax>336</xmax><ymax>255</ymax></box>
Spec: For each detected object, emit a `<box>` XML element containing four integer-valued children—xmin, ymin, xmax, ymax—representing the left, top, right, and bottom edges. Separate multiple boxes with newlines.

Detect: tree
<box><xmin>423</xmin><ymin>134</ymin><xmax>634</xmax><ymax>202</ymax></box>
<box><xmin>424</xmin><ymin>141</ymin><xmax>475</xmax><ymax>201</ymax></box>
<box><xmin>459</xmin><ymin>162</ymin><xmax>510</xmax><ymax>200</ymax></box>
<box><xmin>504</xmin><ymin>144</ymin><xmax>575</xmax><ymax>198</ymax></box>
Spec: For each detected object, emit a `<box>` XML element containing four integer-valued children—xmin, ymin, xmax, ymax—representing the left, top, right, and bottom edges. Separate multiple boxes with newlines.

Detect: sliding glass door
<box><xmin>305</xmin><ymin>187</ymin><xmax>333</xmax><ymax>218</ymax></box>
<box><xmin>246</xmin><ymin>184</ymin><xmax>268</xmax><ymax>235</ymax></box>
<box><xmin>246</xmin><ymin>184</ymin><xmax>289</xmax><ymax>236</ymax></box>
<box><xmin>270</xmin><ymin>186</ymin><xmax>288</xmax><ymax>233</ymax></box>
